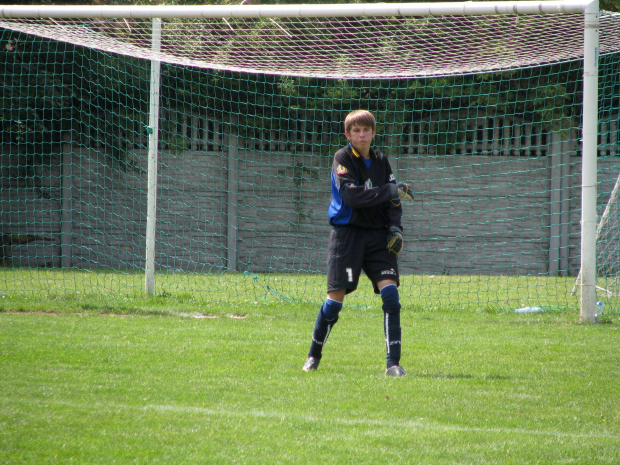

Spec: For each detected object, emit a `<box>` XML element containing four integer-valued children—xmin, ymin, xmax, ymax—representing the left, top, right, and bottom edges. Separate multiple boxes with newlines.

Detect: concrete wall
<box><xmin>5</xmin><ymin>139</ymin><xmax>618</xmax><ymax>278</ymax></box>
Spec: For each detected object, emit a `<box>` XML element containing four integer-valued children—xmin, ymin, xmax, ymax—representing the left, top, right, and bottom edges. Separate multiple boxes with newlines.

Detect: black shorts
<box><xmin>327</xmin><ymin>225</ymin><xmax>399</xmax><ymax>295</ymax></box>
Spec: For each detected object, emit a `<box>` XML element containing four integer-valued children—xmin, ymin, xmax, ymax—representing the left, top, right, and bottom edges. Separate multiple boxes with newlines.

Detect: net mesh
<box><xmin>592</xmin><ymin>46</ymin><xmax>620</xmax><ymax>310</ymax></box>
<box><xmin>1</xmin><ymin>12</ymin><xmax>619</xmax><ymax>78</ymax></box>
<box><xmin>1</xmin><ymin>9</ymin><xmax>620</xmax><ymax>314</ymax></box>
<box><xmin>593</xmin><ymin>177</ymin><xmax>620</xmax><ymax>300</ymax></box>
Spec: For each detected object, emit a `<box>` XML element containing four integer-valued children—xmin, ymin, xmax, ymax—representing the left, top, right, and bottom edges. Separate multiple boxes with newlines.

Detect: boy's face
<box><xmin>345</xmin><ymin>124</ymin><xmax>376</xmax><ymax>153</ymax></box>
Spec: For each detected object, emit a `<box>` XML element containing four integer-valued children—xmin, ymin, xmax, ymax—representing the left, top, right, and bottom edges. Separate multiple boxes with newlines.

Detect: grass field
<box><xmin>1</xmin><ymin>272</ymin><xmax>619</xmax><ymax>464</ymax></box>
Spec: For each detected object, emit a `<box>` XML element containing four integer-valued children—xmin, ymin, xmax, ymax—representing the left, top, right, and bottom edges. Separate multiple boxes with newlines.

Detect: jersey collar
<box><xmin>349</xmin><ymin>143</ymin><xmax>376</xmax><ymax>159</ymax></box>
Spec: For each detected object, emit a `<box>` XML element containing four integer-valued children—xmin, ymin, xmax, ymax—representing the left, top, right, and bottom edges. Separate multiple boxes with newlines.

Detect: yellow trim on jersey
<box><xmin>349</xmin><ymin>144</ymin><xmax>376</xmax><ymax>159</ymax></box>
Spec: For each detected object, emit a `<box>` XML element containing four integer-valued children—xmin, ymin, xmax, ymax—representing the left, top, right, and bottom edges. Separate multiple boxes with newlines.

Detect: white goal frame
<box><xmin>0</xmin><ymin>1</ymin><xmax>601</xmax><ymax>322</ymax></box>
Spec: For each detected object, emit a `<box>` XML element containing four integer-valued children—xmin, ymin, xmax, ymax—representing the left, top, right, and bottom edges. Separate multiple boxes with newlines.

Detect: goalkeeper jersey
<box><xmin>328</xmin><ymin>144</ymin><xmax>403</xmax><ymax>230</ymax></box>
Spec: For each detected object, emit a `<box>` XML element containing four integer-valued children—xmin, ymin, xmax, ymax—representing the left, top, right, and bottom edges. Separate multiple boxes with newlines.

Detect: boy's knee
<box><xmin>380</xmin><ymin>284</ymin><xmax>400</xmax><ymax>314</ymax></box>
<box><xmin>321</xmin><ymin>298</ymin><xmax>343</xmax><ymax>321</ymax></box>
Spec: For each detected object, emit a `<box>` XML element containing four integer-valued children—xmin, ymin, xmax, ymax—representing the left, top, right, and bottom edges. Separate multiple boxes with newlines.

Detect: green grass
<box><xmin>1</xmin><ymin>293</ymin><xmax>619</xmax><ymax>464</ymax></box>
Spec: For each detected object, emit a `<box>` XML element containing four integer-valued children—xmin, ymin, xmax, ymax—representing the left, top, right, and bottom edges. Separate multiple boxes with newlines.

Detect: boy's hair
<box><xmin>344</xmin><ymin>110</ymin><xmax>376</xmax><ymax>133</ymax></box>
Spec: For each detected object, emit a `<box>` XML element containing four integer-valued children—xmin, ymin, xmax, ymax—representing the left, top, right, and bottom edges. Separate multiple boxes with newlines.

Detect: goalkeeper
<box><xmin>302</xmin><ymin>109</ymin><xmax>414</xmax><ymax>377</ymax></box>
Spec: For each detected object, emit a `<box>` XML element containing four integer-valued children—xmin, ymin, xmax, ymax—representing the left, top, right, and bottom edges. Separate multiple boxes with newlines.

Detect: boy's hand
<box><xmin>397</xmin><ymin>182</ymin><xmax>414</xmax><ymax>201</ymax></box>
<box><xmin>387</xmin><ymin>226</ymin><xmax>403</xmax><ymax>254</ymax></box>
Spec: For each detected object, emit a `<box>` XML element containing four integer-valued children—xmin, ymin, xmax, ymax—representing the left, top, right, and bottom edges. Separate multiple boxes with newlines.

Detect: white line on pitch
<box><xmin>143</xmin><ymin>403</ymin><xmax>618</xmax><ymax>440</ymax></box>
<box><xmin>9</xmin><ymin>397</ymin><xmax>618</xmax><ymax>441</ymax></box>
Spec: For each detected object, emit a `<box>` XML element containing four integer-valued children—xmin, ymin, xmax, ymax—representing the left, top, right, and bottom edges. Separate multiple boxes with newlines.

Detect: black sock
<box><xmin>381</xmin><ymin>284</ymin><xmax>402</xmax><ymax>367</ymax></box>
<box><xmin>384</xmin><ymin>311</ymin><xmax>402</xmax><ymax>367</ymax></box>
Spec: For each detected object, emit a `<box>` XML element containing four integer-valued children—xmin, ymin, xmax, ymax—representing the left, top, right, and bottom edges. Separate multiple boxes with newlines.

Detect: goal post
<box><xmin>580</xmin><ymin>0</ymin><xmax>600</xmax><ymax>322</ymax></box>
<box><xmin>145</xmin><ymin>18</ymin><xmax>162</xmax><ymax>295</ymax></box>
<box><xmin>0</xmin><ymin>2</ymin><xmax>611</xmax><ymax>321</ymax></box>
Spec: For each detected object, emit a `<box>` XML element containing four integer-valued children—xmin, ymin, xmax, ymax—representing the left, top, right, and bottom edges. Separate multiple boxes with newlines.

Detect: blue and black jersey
<box><xmin>328</xmin><ymin>144</ymin><xmax>403</xmax><ymax>231</ymax></box>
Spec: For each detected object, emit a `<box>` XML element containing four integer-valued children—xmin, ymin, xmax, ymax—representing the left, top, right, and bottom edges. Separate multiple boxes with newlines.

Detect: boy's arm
<box><xmin>333</xmin><ymin>152</ymin><xmax>412</xmax><ymax>210</ymax></box>
<box><xmin>339</xmin><ymin>182</ymin><xmax>399</xmax><ymax>209</ymax></box>
<box><xmin>333</xmin><ymin>153</ymin><xmax>399</xmax><ymax>209</ymax></box>
<box><xmin>381</xmin><ymin>198</ymin><xmax>404</xmax><ymax>231</ymax></box>
<box><xmin>381</xmin><ymin>162</ymin><xmax>404</xmax><ymax>231</ymax></box>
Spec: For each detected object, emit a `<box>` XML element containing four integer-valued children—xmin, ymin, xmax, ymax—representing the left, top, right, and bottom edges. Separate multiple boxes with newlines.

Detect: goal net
<box><xmin>1</xmin><ymin>3</ymin><xmax>619</xmax><ymax>314</ymax></box>
<box><xmin>593</xmin><ymin>175</ymin><xmax>620</xmax><ymax>298</ymax></box>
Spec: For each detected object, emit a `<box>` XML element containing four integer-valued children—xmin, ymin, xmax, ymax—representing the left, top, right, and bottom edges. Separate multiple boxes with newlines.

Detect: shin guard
<box><xmin>308</xmin><ymin>299</ymin><xmax>342</xmax><ymax>359</ymax></box>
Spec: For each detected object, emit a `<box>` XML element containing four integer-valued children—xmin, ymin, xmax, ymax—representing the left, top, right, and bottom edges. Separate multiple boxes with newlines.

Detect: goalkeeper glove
<box><xmin>387</xmin><ymin>226</ymin><xmax>403</xmax><ymax>254</ymax></box>
<box><xmin>397</xmin><ymin>182</ymin><xmax>414</xmax><ymax>201</ymax></box>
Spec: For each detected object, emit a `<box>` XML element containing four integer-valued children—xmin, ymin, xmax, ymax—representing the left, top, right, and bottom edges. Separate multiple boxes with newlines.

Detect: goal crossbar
<box><xmin>0</xmin><ymin>1</ymin><xmax>592</xmax><ymax>19</ymax></box>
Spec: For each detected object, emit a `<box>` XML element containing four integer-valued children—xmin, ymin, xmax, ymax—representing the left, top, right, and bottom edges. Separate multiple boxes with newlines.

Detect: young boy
<box><xmin>302</xmin><ymin>109</ymin><xmax>413</xmax><ymax>377</ymax></box>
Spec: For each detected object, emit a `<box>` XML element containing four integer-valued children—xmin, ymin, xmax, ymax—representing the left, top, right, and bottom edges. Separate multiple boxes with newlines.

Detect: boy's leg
<box><xmin>364</xmin><ymin>229</ymin><xmax>404</xmax><ymax>376</ymax></box>
<box><xmin>304</xmin><ymin>225</ymin><xmax>362</xmax><ymax>372</ymax></box>
<box><xmin>379</xmin><ymin>282</ymin><xmax>403</xmax><ymax>373</ymax></box>
<box><xmin>303</xmin><ymin>296</ymin><xmax>344</xmax><ymax>371</ymax></box>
